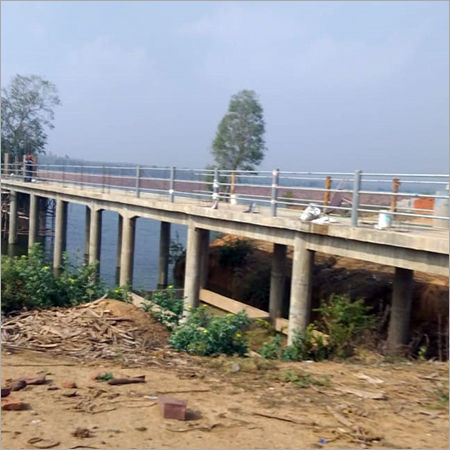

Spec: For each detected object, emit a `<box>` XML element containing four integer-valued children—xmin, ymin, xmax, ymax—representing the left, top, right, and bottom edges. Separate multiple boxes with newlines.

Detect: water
<box><xmin>2</xmin><ymin>202</ymin><xmax>187</xmax><ymax>289</ymax></box>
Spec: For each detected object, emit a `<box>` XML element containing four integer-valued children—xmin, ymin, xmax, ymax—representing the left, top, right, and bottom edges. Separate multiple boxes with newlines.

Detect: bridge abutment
<box><xmin>53</xmin><ymin>199</ymin><xmax>68</xmax><ymax>275</ymax></box>
<box><xmin>119</xmin><ymin>215</ymin><xmax>136</xmax><ymax>286</ymax></box>
<box><xmin>387</xmin><ymin>267</ymin><xmax>414</xmax><ymax>355</ymax></box>
<box><xmin>269</xmin><ymin>243</ymin><xmax>287</xmax><ymax>324</ymax></box>
<box><xmin>28</xmin><ymin>194</ymin><xmax>38</xmax><ymax>251</ymax></box>
<box><xmin>8</xmin><ymin>190</ymin><xmax>18</xmax><ymax>245</ymax></box>
<box><xmin>288</xmin><ymin>235</ymin><xmax>315</xmax><ymax>345</ymax></box>
<box><xmin>88</xmin><ymin>208</ymin><xmax>102</xmax><ymax>267</ymax></box>
<box><xmin>84</xmin><ymin>206</ymin><xmax>91</xmax><ymax>263</ymax></box>
<box><xmin>183</xmin><ymin>224</ymin><xmax>203</xmax><ymax>314</ymax></box>
<box><xmin>158</xmin><ymin>221</ymin><xmax>171</xmax><ymax>289</ymax></box>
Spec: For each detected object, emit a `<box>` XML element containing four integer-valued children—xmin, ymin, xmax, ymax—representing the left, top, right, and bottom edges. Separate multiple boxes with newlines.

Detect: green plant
<box><xmin>282</xmin><ymin>324</ymin><xmax>330</xmax><ymax>362</ymax></box>
<box><xmin>106</xmin><ymin>283</ymin><xmax>132</xmax><ymax>302</ymax></box>
<box><xmin>1</xmin><ymin>244</ymin><xmax>104</xmax><ymax>314</ymax></box>
<box><xmin>260</xmin><ymin>334</ymin><xmax>283</xmax><ymax>360</ymax></box>
<box><xmin>218</xmin><ymin>239</ymin><xmax>252</xmax><ymax>268</ymax></box>
<box><xmin>142</xmin><ymin>286</ymin><xmax>184</xmax><ymax>330</ymax></box>
<box><xmin>169</xmin><ymin>232</ymin><xmax>186</xmax><ymax>265</ymax></box>
<box><xmin>279</xmin><ymin>369</ymin><xmax>331</xmax><ymax>388</ymax></box>
<box><xmin>96</xmin><ymin>372</ymin><xmax>114</xmax><ymax>381</ymax></box>
<box><xmin>169</xmin><ymin>307</ymin><xmax>250</xmax><ymax>356</ymax></box>
<box><xmin>315</xmin><ymin>294</ymin><xmax>376</xmax><ymax>358</ymax></box>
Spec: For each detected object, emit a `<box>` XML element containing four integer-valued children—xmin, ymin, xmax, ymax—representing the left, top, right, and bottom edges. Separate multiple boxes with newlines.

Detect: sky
<box><xmin>1</xmin><ymin>1</ymin><xmax>449</xmax><ymax>172</ymax></box>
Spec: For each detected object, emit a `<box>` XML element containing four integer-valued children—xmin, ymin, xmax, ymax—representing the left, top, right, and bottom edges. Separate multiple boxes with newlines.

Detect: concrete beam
<box><xmin>119</xmin><ymin>215</ymin><xmax>136</xmax><ymax>286</ymax></box>
<box><xmin>158</xmin><ymin>221</ymin><xmax>171</xmax><ymax>289</ymax></box>
<box><xmin>183</xmin><ymin>224</ymin><xmax>202</xmax><ymax>314</ymax></box>
<box><xmin>8</xmin><ymin>190</ymin><xmax>18</xmax><ymax>245</ymax></box>
<box><xmin>28</xmin><ymin>194</ymin><xmax>38</xmax><ymax>251</ymax></box>
<box><xmin>288</xmin><ymin>235</ymin><xmax>314</xmax><ymax>345</ymax></box>
<box><xmin>387</xmin><ymin>268</ymin><xmax>414</xmax><ymax>355</ymax></box>
<box><xmin>269</xmin><ymin>243</ymin><xmax>287</xmax><ymax>324</ymax></box>
<box><xmin>88</xmin><ymin>208</ymin><xmax>102</xmax><ymax>266</ymax></box>
<box><xmin>53</xmin><ymin>199</ymin><xmax>68</xmax><ymax>274</ymax></box>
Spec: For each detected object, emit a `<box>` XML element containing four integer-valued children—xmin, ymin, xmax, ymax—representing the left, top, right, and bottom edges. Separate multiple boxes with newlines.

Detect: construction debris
<box><xmin>1</xmin><ymin>299</ymin><xmax>169</xmax><ymax>363</ymax></box>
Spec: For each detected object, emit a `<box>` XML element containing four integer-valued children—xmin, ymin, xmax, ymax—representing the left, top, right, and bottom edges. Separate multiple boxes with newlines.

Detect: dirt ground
<box><xmin>1</xmin><ymin>348</ymin><xmax>448</xmax><ymax>450</ymax></box>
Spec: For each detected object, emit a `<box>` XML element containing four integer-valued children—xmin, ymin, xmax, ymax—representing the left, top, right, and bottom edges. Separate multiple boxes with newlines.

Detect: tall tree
<box><xmin>212</xmin><ymin>90</ymin><xmax>266</xmax><ymax>172</ymax></box>
<box><xmin>1</xmin><ymin>74</ymin><xmax>60</xmax><ymax>160</ymax></box>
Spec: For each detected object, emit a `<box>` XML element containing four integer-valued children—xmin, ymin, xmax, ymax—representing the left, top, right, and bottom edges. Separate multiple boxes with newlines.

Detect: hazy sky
<box><xmin>1</xmin><ymin>1</ymin><xmax>448</xmax><ymax>172</ymax></box>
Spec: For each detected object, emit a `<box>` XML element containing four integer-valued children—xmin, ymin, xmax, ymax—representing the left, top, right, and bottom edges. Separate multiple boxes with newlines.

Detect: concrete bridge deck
<box><xmin>2</xmin><ymin>177</ymin><xmax>449</xmax><ymax>353</ymax></box>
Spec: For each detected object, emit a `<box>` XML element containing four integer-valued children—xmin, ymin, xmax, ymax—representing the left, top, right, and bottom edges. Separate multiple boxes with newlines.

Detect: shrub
<box><xmin>315</xmin><ymin>294</ymin><xmax>376</xmax><ymax>358</ymax></box>
<box><xmin>260</xmin><ymin>334</ymin><xmax>283</xmax><ymax>359</ymax></box>
<box><xmin>142</xmin><ymin>286</ymin><xmax>184</xmax><ymax>330</ymax></box>
<box><xmin>218</xmin><ymin>239</ymin><xmax>252</xmax><ymax>268</ymax></box>
<box><xmin>169</xmin><ymin>307</ymin><xmax>250</xmax><ymax>356</ymax></box>
<box><xmin>106</xmin><ymin>283</ymin><xmax>132</xmax><ymax>302</ymax></box>
<box><xmin>282</xmin><ymin>324</ymin><xmax>330</xmax><ymax>362</ymax></box>
<box><xmin>1</xmin><ymin>244</ymin><xmax>104</xmax><ymax>314</ymax></box>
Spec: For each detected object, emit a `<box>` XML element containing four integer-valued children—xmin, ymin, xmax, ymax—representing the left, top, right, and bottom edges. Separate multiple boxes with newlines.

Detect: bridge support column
<box><xmin>28</xmin><ymin>194</ymin><xmax>38</xmax><ymax>251</ymax></box>
<box><xmin>88</xmin><ymin>208</ymin><xmax>102</xmax><ymax>266</ymax></box>
<box><xmin>158</xmin><ymin>221</ymin><xmax>171</xmax><ymax>289</ymax></box>
<box><xmin>183</xmin><ymin>224</ymin><xmax>202</xmax><ymax>315</ymax></box>
<box><xmin>53</xmin><ymin>199</ymin><xmax>68</xmax><ymax>275</ymax></box>
<box><xmin>269</xmin><ymin>243</ymin><xmax>287</xmax><ymax>324</ymax></box>
<box><xmin>119</xmin><ymin>216</ymin><xmax>136</xmax><ymax>286</ymax></box>
<box><xmin>84</xmin><ymin>207</ymin><xmax>91</xmax><ymax>263</ymax></box>
<box><xmin>387</xmin><ymin>268</ymin><xmax>413</xmax><ymax>355</ymax></box>
<box><xmin>116</xmin><ymin>215</ymin><xmax>123</xmax><ymax>284</ymax></box>
<box><xmin>199</xmin><ymin>229</ymin><xmax>210</xmax><ymax>289</ymax></box>
<box><xmin>8</xmin><ymin>190</ymin><xmax>18</xmax><ymax>245</ymax></box>
<box><xmin>288</xmin><ymin>235</ymin><xmax>314</xmax><ymax>345</ymax></box>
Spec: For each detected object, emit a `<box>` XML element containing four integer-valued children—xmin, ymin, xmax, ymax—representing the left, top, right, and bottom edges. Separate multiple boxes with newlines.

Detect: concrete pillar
<box><xmin>53</xmin><ymin>199</ymin><xmax>67</xmax><ymax>274</ymax></box>
<box><xmin>183</xmin><ymin>224</ymin><xmax>202</xmax><ymax>314</ymax></box>
<box><xmin>119</xmin><ymin>216</ymin><xmax>136</xmax><ymax>286</ymax></box>
<box><xmin>387</xmin><ymin>268</ymin><xmax>414</xmax><ymax>354</ymax></box>
<box><xmin>158</xmin><ymin>221</ymin><xmax>171</xmax><ymax>289</ymax></box>
<box><xmin>28</xmin><ymin>194</ymin><xmax>38</xmax><ymax>251</ymax></box>
<box><xmin>4</xmin><ymin>152</ymin><xmax>10</xmax><ymax>175</ymax></box>
<box><xmin>199</xmin><ymin>229</ymin><xmax>210</xmax><ymax>289</ymax></box>
<box><xmin>88</xmin><ymin>208</ymin><xmax>102</xmax><ymax>265</ymax></box>
<box><xmin>115</xmin><ymin>215</ymin><xmax>123</xmax><ymax>284</ymax></box>
<box><xmin>269</xmin><ymin>243</ymin><xmax>287</xmax><ymax>324</ymax></box>
<box><xmin>8</xmin><ymin>190</ymin><xmax>18</xmax><ymax>245</ymax></box>
<box><xmin>84</xmin><ymin>207</ymin><xmax>91</xmax><ymax>263</ymax></box>
<box><xmin>287</xmin><ymin>235</ymin><xmax>314</xmax><ymax>345</ymax></box>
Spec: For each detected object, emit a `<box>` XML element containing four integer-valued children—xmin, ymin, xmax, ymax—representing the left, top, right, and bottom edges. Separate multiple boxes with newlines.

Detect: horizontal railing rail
<box><xmin>1</xmin><ymin>161</ymin><xmax>448</xmax><ymax>229</ymax></box>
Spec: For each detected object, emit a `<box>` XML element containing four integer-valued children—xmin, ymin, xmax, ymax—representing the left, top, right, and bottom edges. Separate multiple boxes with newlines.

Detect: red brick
<box><xmin>1</xmin><ymin>397</ymin><xmax>25</xmax><ymax>411</ymax></box>
<box><xmin>61</xmin><ymin>381</ymin><xmax>77</xmax><ymax>389</ymax></box>
<box><xmin>158</xmin><ymin>395</ymin><xmax>187</xmax><ymax>420</ymax></box>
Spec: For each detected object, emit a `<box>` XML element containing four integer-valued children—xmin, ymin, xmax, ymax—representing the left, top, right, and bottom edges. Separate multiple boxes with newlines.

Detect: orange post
<box><xmin>390</xmin><ymin>178</ymin><xmax>401</xmax><ymax>212</ymax></box>
<box><xmin>323</xmin><ymin>176</ymin><xmax>332</xmax><ymax>207</ymax></box>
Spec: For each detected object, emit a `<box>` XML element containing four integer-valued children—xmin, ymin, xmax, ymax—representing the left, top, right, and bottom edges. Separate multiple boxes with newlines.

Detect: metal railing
<box><xmin>1</xmin><ymin>161</ymin><xmax>448</xmax><ymax>229</ymax></box>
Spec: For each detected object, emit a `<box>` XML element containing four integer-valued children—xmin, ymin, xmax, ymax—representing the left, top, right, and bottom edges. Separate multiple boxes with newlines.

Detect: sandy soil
<box><xmin>1</xmin><ymin>348</ymin><xmax>448</xmax><ymax>450</ymax></box>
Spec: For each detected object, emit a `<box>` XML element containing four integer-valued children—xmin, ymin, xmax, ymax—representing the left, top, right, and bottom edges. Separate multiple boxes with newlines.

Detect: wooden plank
<box><xmin>274</xmin><ymin>318</ymin><xmax>289</xmax><ymax>335</ymax></box>
<box><xmin>199</xmin><ymin>289</ymin><xmax>269</xmax><ymax>320</ymax></box>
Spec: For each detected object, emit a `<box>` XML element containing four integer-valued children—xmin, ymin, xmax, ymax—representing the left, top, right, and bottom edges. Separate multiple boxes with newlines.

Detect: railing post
<box><xmin>102</xmin><ymin>165</ymin><xmax>106</xmax><ymax>193</ymax></box>
<box><xmin>135</xmin><ymin>165</ymin><xmax>141</xmax><ymax>198</ymax></box>
<box><xmin>62</xmin><ymin>163</ymin><xmax>66</xmax><ymax>187</ymax></box>
<box><xmin>169</xmin><ymin>166</ymin><xmax>175</xmax><ymax>202</ymax></box>
<box><xmin>271</xmin><ymin>168</ymin><xmax>280</xmax><ymax>217</ymax></box>
<box><xmin>213</xmin><ymin>168</ymin><xmax>220</xmax><ymax>201</ymax></box>
<box><xmin>351</xmin><ymin>170</ymin><xmax>362</xmax><ymax>227</ymax></box>
<box><xmin>80</xmin><ymin>164</ymin><xmax>84</xmax><ymax>190</ymax></box>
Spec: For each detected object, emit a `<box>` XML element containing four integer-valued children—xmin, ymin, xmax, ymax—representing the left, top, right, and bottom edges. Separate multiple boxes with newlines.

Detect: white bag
<box><xmin>300</xmin><ymin>204</ymin><xmax>321</xmax><ymax>222</ymax></box>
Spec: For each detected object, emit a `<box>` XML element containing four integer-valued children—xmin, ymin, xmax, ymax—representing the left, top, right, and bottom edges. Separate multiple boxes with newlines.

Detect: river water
<box><xmin>2</xmin><ymin>202</ymin><xmax>187</xmax><ymax>289</ymax></box>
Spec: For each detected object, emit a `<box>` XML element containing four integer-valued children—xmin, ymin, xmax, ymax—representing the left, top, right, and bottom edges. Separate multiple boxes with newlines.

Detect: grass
<box><xmin>273</xmin><ymin>369</ymin><xmax>332</xmax><ymax>388</ymax></box>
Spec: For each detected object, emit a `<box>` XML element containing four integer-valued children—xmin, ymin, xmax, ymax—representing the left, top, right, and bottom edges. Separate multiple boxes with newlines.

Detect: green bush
<box><xmin>218</xmin><ymin>239</ymin><xmax>252</xmax><ymax>268</ymax></box>
<box><xmin>315</xmin><ymin>294</ymin><xmax>376</xmax><ymax>358</ymax></box>
<box><xmin>260</xmin><ymin>295</ymin><xmax>376</xmax><ymax>362</ymax></box>
<box><xmin>1</xmin><ymin>244</ymin><xmax>104</xmax><ymax>314</ymax></box>
<box><xmin>106</xmin><ymin>283</ymin><xmax>132</xmax><ymax>302</ymax></box>
<box><xmin>169</xmin><ymin>306</ymin><xmax>250</xmax><ymax>356</ymax></box>
<box><xmin>142</xmin><ymin>286</ymin><xmax>184</xmax><ymax>330</ymax></box>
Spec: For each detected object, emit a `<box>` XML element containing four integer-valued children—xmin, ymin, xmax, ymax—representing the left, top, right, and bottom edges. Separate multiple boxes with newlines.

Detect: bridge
<box><xmin>1</xmin><ymin>163</ymin><xmax>448</xmax><ymax>353</ymax></box>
